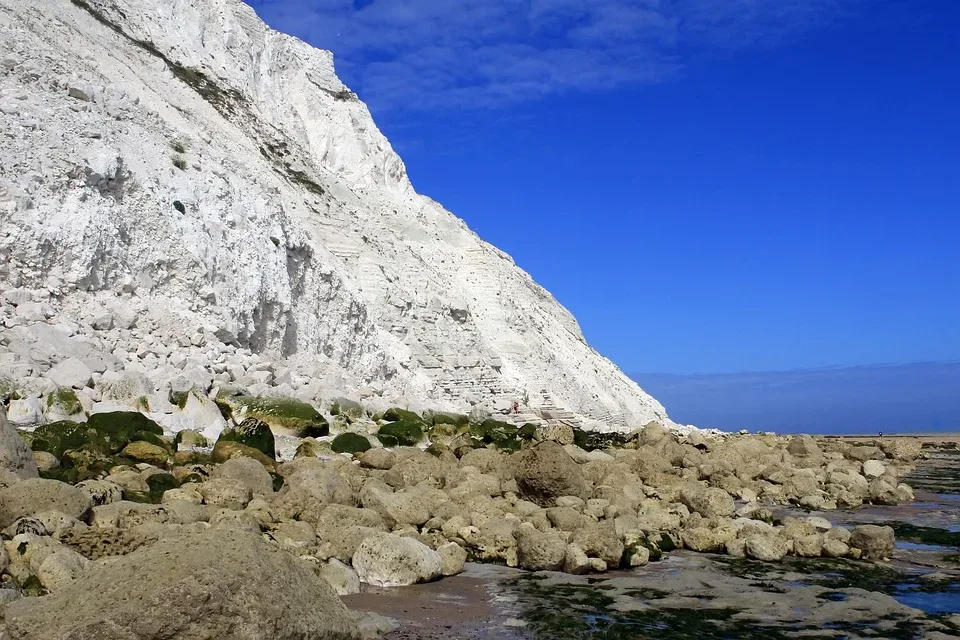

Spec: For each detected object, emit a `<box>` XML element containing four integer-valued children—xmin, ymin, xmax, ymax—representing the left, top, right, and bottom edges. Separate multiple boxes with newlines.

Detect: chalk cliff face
<box><xmin>0</xmin><ymin>0</ymin><xmax>670</xmax><ymax>430</ymax></box>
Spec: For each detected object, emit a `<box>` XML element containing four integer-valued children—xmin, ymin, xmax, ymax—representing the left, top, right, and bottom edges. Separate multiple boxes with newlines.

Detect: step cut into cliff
<box><xmin>0</xmin><ymin>0</ymin><xmax>670</xmax><ymax>431</ymax></box>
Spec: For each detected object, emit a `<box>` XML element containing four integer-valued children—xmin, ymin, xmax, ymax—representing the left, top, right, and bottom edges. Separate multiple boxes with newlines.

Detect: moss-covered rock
<box><xmin>215</xmin><ymin>418</ymin><xmax>276</xmax><ymax>459</ymax></box>
<box><xmin>469</xmin><ymin>419</ymin><xmax>523</xmax><ymax>452</ymax></box>
<box><xmin>382</xmin><ymin>407</ymin><xmax>424</xmax><ymax>425</ymax></box>
<box><xmin>127</xmin><ymin>472</ymin><xmax>180</xmax><ymax>504</ymax></box>
<box><xmin>427</xmin><ymin>423</ymin><xmax>463</xmax><ymax>447</ymax></box>
<box><xmin>216</xmin><ymin>395</ymin><xmax>328</xmax><ymax>438</ymax></box>
<box><xmin>29</xmin><ymin>412</ymin><xmax>163</xmax><ymax>460</ymax></box>
<box><xmin>331</xmin><ymin>432</ymin><xmax>372</xmax><ymax>454</ymax></box>
<box><xmin>211</xmin><ymin>440</ymin><xmax>278</xmax><ymax>471</ymax></box>
<box><xmin>428</xmin><ymin>411</ymin><xmax>469</xmax><ymax>427</ymax></box>
<box><xmin>121</xmin><ymin>441</ymin><xmax>170</xmax><ymax>467</ymax></box>
<box><xmin>425</xmin><ymin>443</ymin><xmax>451</xmax><ymax>458</ymax></box>
<box><xmin>519</xmin><ymin>423</ymin><xmax>539</xmax><ymax>439</ymax></box>
<box><xmin>39</xmin><ymin>445</ymin><xmax>139</xmax><ymax>485</ymax></box>
<box><xmin>45</xmin><ymin>388</ymin><xmax>83</xmax><ymax>417</ymax></box>
<box><xmin>376</xmin><ymin>433</ymin><xmax>400</xmax><ymax>448</ymax></box>
<box><xmin>572</xmin><ymin>427</ymin><xmax>629</xmax><ymax>452</ymax></box>
<box><xmin>87</xmin><ymin>411</ymin><xmax>163</xmax><ymax>448</ymax></box>
<box><xmin>378</xmin><ymin>420</ymin><xmax>424</xmax><ymax>447</ymax></box>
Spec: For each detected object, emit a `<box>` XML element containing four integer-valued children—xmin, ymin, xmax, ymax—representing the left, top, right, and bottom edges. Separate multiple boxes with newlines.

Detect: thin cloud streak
<box><xmin>247</xmin><ymin>0</ymin><xmax>862</xmax><ymax>111</ymax></box>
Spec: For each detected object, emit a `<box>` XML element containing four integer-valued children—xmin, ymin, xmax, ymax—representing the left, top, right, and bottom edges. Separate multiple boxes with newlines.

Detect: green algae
<box><xmin>45</xmin><ymin>388</ymin><xmax>82</xmax><ymax>416</ymax></box>
<box><xmin>217</xmin><ymin>395</ymin><xmax>328</xmax><ymax>438</ymax></box>
<box><xmin>878</xmin><ymin>522</ymin><xmax>960</xmax><ymax>548</ymax></box>
<box><xmin>377</xmin><ymin>420</ymin><xmax>424</xmax><ymax>447</ymax></box>
<box><xmin>330</xmin><ymin>432</ymin><xmax>372</xmax><ymax>454</ymax></box>
<box><xmin>216</xmin><ymin>418</ymin><xmax>276</xmax><ymax>459</ymax></box>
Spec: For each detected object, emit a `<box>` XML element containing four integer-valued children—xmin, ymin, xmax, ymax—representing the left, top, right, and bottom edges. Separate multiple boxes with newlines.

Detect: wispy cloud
<box><xmin>247</xmin><ymin>0</ymin><xmax>860</xmax><ymax>111</ymax></box>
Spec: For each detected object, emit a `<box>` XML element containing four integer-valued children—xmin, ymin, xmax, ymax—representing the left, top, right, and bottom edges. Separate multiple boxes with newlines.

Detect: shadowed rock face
<box><xmin>0</xmin><ymin>0</ymin><xmax>669</xmax><ymax>431</ymax></box>
<box><xmin>0</xmin><ymin>406</ymin><xmax>39</xmax><ymax>485</ymax></box>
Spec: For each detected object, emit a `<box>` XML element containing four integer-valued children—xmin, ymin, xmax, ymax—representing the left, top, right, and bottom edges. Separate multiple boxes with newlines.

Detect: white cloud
<box><xmin>247</xmin><ymin>0</ymin><xmax>862</xmax><ymax>111</ymax></box>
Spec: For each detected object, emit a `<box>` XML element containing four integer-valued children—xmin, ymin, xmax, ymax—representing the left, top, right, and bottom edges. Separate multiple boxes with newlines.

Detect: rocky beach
<box><xmin>1</xmin><ymin>0</ymin><xmax>958</xmax><ymax>637</ymax></box>
<box><xmin>2</xmin><ymin>389</ymin><xmax>959</xmax><ymax>637</ymax></box>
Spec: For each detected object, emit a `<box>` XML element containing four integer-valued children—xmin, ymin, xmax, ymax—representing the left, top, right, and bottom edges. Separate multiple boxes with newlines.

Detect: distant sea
<box><xmin>632</xmin><ymin>362</ymin><xmax>960</xmax><ymax>435</ymax></box>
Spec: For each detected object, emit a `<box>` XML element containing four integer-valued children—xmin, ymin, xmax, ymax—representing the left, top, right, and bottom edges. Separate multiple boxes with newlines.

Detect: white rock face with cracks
<box><xmin>0</xmin><ymin>0</ymin><xmax>672</xmax><ymax>431</ymax></box>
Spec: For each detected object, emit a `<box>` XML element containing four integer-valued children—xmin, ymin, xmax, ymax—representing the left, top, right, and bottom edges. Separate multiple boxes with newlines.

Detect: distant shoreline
<box><xmin>818</xmin><ymin>433</ymin><xmax>960</xmax><ymax>445</ymax></box>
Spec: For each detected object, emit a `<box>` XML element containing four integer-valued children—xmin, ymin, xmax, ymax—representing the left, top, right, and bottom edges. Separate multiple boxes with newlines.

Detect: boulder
<box><xmin>382</xmin><ymin>451</ymin><xmax>445</xmax><ymax>488</ymax></box>
<box><xmin>534</xmin><ymin>423</ymin><xmax>575</xmax><ymax>446</ymax></box>
<box><xmin>563</xmin><ymin>543</ymin><xmax>605</xmax><ymax>574</ymax></box>
<box><xmin>197</xmin><ymin>479</ymin><xmax>252</xmax><ymax>511</ymax></box>
<box><xmin>330</xmin><ymin>432</ymin><xmax>372</xmax><ymax>455</ymax></box>
<box><xmin>120</xmin><ymin>441</ymin><xmax>169</xmax><ymax>467</ymax></box>
<box><xmin>438</xmin><ymin>541</ymin><xmax>467</xmax><ymax>576</ymax></box>
<box><xmin>377</xmin><ymin>420</ymin><xmax>424</xmax><ymax>447</ymax></box>
<box><xmin>572</xmin><ymin>520</ymin><xmax>623</xmax><ymax>567</ymax></box>
<box><xmin>787</xmin><ymin>435</ymin><xmax>822</xmax><ymax>458</ymax></box>
<box><xmin>3</xmin><ymin>525</ymin><xmax>358</xmax><ymax>640</ymax></box>
<box><xmin>459</xmin><ymin>520</ymin><xmax>519</xmax><ymax>565</ymax></box>
<box><xmin>46</xmin><ymin>358</ymin><xmax>93</xmax><ymax>389</ymax></box>
<box><xmin>880</xmin><ymin>438</ymin><xmax>922</xmax><ymax>461</ymax></box>
<box><xmin>218</xmin><ymin>396</ymin><xmax>329</xmax><ymax>438</ymax></box>
<box><xmin>680</xmin><ymin>485</ymin><xmax>735</xmax><ymax>519</ymax></box>
<box><xmin>862</xmin><ymin>460</ymin><xmax>886</xmax><ymax>479</ymax></box>
<box><xmin>513</xmin><ymin>441</ymin><xmax>587</xmax><ymax>507</ymax></box>
<box><xmin>682</xmin><ymin>527</ymin><xmax>723</xmax><ymax>553</ymax></box>
<box><xmin>211</xmin><ymin>440</ymin><xmax>277</xmax><ymax>469</ymax></box>
<box><xmin>1</xmin><ymin>406</ymin><xmax>39</xmax><ymax>484</ymax></box>
<box><xmin>849</xmin><ymin>524</ymin><xmax>895</xmax><ymax>560</ymax></box>
<box><xmin>44</xmin><ymin>388</ymin><xmax>84</xmax><ymax>422</ymax></box>
<box><xmin>0</xmin><ymin>479</ymin><xmax>91</xmax><ymax>528</ymax></box>
<box><xmin>638</xmin><ymin>422</ymin><xmax>669</xmax><ymax>446</ymax></box>
<box><xmin>319</xmin><ymin>558</ymin><xmax>361</xmax><ymax>596</ymax></box>
<box><xmin>516</xmin><ymin>523</ymin><xmax>567</xmax><ymax>571</ymax></box>
<box><xmin>215</xmin><ymin>418</ymin><xmax>276</xmax><ymax>460</ymax></box>
<box><xmin>361</xmin><ymin>485</ymin><xmax>430</xmax><ymax>527</ymax></box>
<box><xmin>744</xmin><ymin>534</ymin><xmax>789</xmax><ymax>561</ymax></box>
<box><xmin>352</xmin><ymin>532</ymin><xmax>443</xmax><ymax>587</ymax></box>
<box><xmin>174</xmin><ymin>430</ymin><xmax>208</xmax><ymax>448</ymax></box>
<box><xmin>7</xmin><ymin>398</ymin><xmax>44</xmax><ymax>426</ymax></box>
<box><xmin>272</xmin><ymin>468</ymin><xmax>357</xmax><ymax>523</ymax></box>
<box><xmin>793</xmin><ymin>534</ymin><xmax>824</xmax><ymax>558</ymax></box>
<box><xmin>212</xmin><ymin>457</ymin><xmax>274</xmax><ymax>496</ymax></box>
<box><xmin>358</xmin><ymin>448</ymin><xmax>396</xmax><ymax>470</ymax></box>
<box><xmin>32</xmin><ymin>451</ymin><xmax>59</xmax><ymax>473</ymax></box>
<box><xmin>822</xmin><ymin>539</ymin><xmax>850</xmax><ymax>558</ymax></box>
<box><xmin>76</xmin><ymin>479</ymin><xmax>124</xmax><ymax>507</ymax></box>
<box><xmin>34</xmin><ymin>546</ymin><xmax>91</xmax><ymax>592</ymax></box>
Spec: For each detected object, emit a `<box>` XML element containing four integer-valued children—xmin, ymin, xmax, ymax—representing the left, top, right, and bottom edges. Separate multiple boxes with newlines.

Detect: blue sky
<box><xmin>247</xmin><ymin>0</ymin><xmax>960</xmax><ymax>375</ymax></box>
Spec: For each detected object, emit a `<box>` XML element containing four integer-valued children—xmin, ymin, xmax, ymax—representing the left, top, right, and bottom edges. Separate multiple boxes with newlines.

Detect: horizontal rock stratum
<box><xmin>0</xmin><ymin>0</ymin><xmax>669</xmax><ymax>430</ymax></box>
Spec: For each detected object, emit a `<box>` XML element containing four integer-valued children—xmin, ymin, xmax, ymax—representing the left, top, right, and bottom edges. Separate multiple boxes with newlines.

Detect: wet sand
<box><xmin>344</xmin><ymin>565</ymin><xmax>527</xmax><ymax>640</ymax></box>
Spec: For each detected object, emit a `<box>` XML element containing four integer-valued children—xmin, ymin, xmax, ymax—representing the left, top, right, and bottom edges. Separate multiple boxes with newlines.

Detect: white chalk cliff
<box><xmin>0</xmin><ymin>0</ymin><xmax>670</xmax><ymax>430</ymax></box>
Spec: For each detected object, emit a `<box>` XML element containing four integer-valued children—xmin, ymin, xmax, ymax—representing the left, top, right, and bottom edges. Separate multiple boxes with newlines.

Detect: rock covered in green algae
<box><xmin>216</xmin><ymin>395</ymin><xmax>329</xmax><ymax>438</ymax></box>
<box><xmin>28</xmin><ymin>412</ymin><xmax>163</xmax><ymax>459</ymax></box>
<box><xmin>377</xmin><ymin>420</ymin><xmax>424</xmax><ymax>447</ymax></box>
<box><xmin>44</xmin><ymin>388</ymin><xmax>82</xmax><ymax>420</ymax></box>
<box><xmin>331</xmin><ymin>432</ymin><xmax>372</xmax><ymax>454</ymax></box>
<box><xmin>215</xmin><ymin>417</ymin><xmax>276</xmax><ymax>460</ymax></box>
